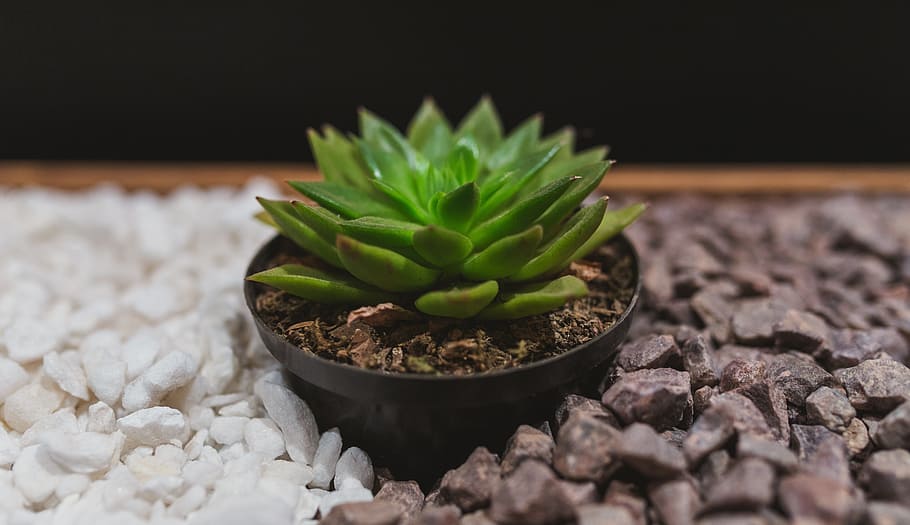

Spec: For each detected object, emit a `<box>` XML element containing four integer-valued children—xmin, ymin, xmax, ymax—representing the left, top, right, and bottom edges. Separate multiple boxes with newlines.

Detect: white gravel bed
<box><xmin>0</xmin><ymin>181</ymin><xmax>374</xmax><ymax>524</ymax></box>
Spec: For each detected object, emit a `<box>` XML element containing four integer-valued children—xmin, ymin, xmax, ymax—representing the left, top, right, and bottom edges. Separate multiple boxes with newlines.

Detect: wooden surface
<box><xmin>1</xmin><ymin>161</ymin><xmax>909</xmax><ymax>193</ymax></box>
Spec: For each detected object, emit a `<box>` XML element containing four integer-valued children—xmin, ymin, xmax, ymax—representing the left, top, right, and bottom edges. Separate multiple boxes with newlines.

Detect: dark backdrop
<box><xmin>2</xmin><ymin>2</ymin><xmax>908</xmax><ymax>163</ymax></box>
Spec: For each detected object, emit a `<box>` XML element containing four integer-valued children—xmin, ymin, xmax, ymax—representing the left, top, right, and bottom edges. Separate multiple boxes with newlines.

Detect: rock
<box><xmin>602</xmin><ymin>480</ymin><xmax>648</xmax><ymax>524</ymax></box>
<box><xmin>806</xmin><ymin>386</ymin><xmax>856</xmax><ymax>432</ymax></box>
<box><xmin>690</xmin><ymin>289</ymin><xmax>733</xmax><ymax>343</ymax></box>
<box><xmin>790</xmin><ymin>425</ymin><xmax>850</xmax><ymax>484</ymax></box>
<box><xmin>244</xmin><ymin>418</ymin><xmax>285</xmax><ymax>460</ymax></box>
<box><xmin>693</xmin><ymin>385</ymin><xmax>715</xmax><ymax>415</ymax></box>
<box><xmin>764</xmin><ymin>352</ymin><xmax>836</xmax><ymax>406</ymax></box>
<box><xmin>0</xmin><ymin>426</ymin><xmax>19</xmax><ymax>468</ymax></box>
<box><xmin>695</xmin><ymin>512</ymin><xmax>778</xmax><ymax>525</ymax></box>
<box><xmin>648</xmin><ymin>478</ymin><xmax>701</xmax><ymax>525</ymax></box>
<box><xmin>553</xmin><ymin>413</ymin><xmax>621</xmax><ymax>483</ymax></box>
<box><xmin>843</xmin><ymin>417</ymin><xmax>870</xmax><ymax>456</ymax></box>
<box><xmin>459</xmin><ymin>511</ymin><xmax>496</xmax><ymax>525</ymax></box>
<box><xmin>817</xmin><ymin>329</ymin><xmax>883</xmax><ymax>368</ymax></box>
<box><xmin>735</xmin><ymin>434</ymin><xmax>797</xmax><ymax>472</ymax></box>
<box><xmin>209</xmin><ymin>416</ymin><xmax>249</xmax><ymax>445</ymax></box>
<box><xmin>2</xmin><ymin>382</ymin><xmax>64</xmax><ymax>433</ymax></box>
<box><xmin>312</xmin><ymin>427</ymin><xmax>344</xmax><ymax>489</ymax></box>
<box><xmin>602</xmin><ymin>368</ymin><xmax>693</xmax><ymax>430</ymax></box>
<box><xmin>439</xmin><ymin>447</ymin><xmax>500</xmax><ymax>512</ymax></box>
<box><xmin>575</xmin><ymin>504</ymin><xmax>638</xmax><ymax>525</ymax></box>
<box><xmin>41</xmin><ymin>431</ymin><xmax>123</xmax><ymax>474</ymax></box>
<box><xmin>42</xmin><ymin>351</ymin><xmax>89</xmax><ymax>400</ymax></box>
<box><xmin>719</xmin><ymin>360</ymin><xmax>765</xmax><ymax>391</ymax></box>
<box><xmin>661</xmin><ymin>428</ymin><xmax>688</xmax><ymax>449</ymax></box>
<box><xmin>12</xmin><ymin>445</ymin><xmax>63</xmax><ymax>504</ymax></box>
<box><xmin>682</xmin><ymin>335</ymin><xmax>719</xmax><ymax>389</ymax></box>
<box><xmin>556</xmin><ymin>480</ymin><xmax>598</xmax><ymax>506</ymax></box>
<box><xmin>683</xmin><ymin>405</ymin><xmax>735</xmax><ymax>466</ymax></box>
<box><xmin>122</xmin><ymin>328</ymin><xmax>163</xmax><ymax>380</ymax></box>
<box><xmin>860</xmin><ymin>449</ymin><xmax>910</xmax><ymax>502</ymax></box>
<box><xmin>319</xmin><ymin>486</ymin><xmax>375</xmax><ymax>519</ymax></box>
<box><xmin>257</xmin><ymin>380</ymin><xmax>319</xmax><ymax>464</ymax></box>
<box><xmin>866</xmin><ymin>502</ymin><xmax>910</xmax><ymax>525</ymax></box>
<box><xmin>488</xmin><ymin>460</ymin><xmax>574</xmax><ymax>525</ymax></box>
<box><xmin>867</xmin><ymin>327</ymin><xmax>910</xmax><ymax>364</ymax></box>
<box><xmin>82</xmin><ymin>342</ymin><xmax>127</xmax><ymax>407</ymax></box>
<box><xmin>553</xmin><ymin>394</ymin><xmax>619</xmax><ymax>430</ymax></box>
<box><xmin>121</xmin><ymin>351</ymin><xmax>198</xmax><ymax>412</ymax></box>
<box><xmin>835</xmin><ymin>358</ymin><xmax>910</xmax><ymax>413</ymax></box>
<box><xmin>714</xmin><ymin>345</ymin><xmax>775</xmax><ymax>372</ymax></box>
<box><xmin>615</xmin><ymin>423</ymin><xmax>686</xmax><ymax>479</ymax></box>
<box><xmin>732</xmin><ymin>298</ymin><xmax>787</xmax><ymax>346</ymax></box>
<box><xmin>874</xmin><ymin>400</ymin><xmax>910</xmax><ymax>449</ymax></box>
<box><xmin>409</xmin><ymin>505</ymin><xmax>461</xmax><ymax>525</ymax></box>
<box><xmin>86</xmin><ymin>401</ymin><xmax>116</xmax><ymax>433</ymax></box>
<box><xmin>501</xmin><ymin>425</ymin><xmax>554</xmax><ymax>475</ymax></box>
<box><xmin>321</xmin><ymin>501</ymin><xmax>402</xmax><ymax>525</ymax></box>
<box><xmin>0</xmin><ymin>357</ymin><xmax>29</xmax><ymax>402</ymax></box>
<box><xmin>616</xmin><ymin>335</ymin><xmax>681</xmax><ymax>371</ymax></box>
<box><xmin>703</xmin><ymin>458</ymin><xmax>775</xmax><ymax>512</ymax></box>
<box><xmin>773</xmin><ymin>309</ymin><xmax>829</xmax><ymax>351</ymax></box>
<box><xmin>335</xmin><ymin>447</ymin><xmax>374</xmax><ymax>491</ymax></box>
<box><xmin>778</xmin><ymin>473</ymin><xmax>864</xmax><ymax>524</ymax></box>
<box><xmin>375</xmin><ymin>480</ymin><xmax>424</xmax><ymax>519</ymax></box>
<box><xmin>733</xmin><ymin>381</ymin><xmax>790</xmax><ymax>444</ymax></box>
<box><xmin>117</xmin><ymin>406</ymin><xmax>188</xmax><ymax>447</ymax></box>
<box><xmin>3</xmin><ymin>317</ymin><xmax>62</xmax><ymax>363</ymax></box>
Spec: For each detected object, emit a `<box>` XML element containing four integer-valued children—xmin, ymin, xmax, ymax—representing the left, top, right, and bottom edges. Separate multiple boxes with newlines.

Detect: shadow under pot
<box><xmin>244</xmin><ymin>233</ymin><xmax>641</xmax><ymax>486</ymax></box>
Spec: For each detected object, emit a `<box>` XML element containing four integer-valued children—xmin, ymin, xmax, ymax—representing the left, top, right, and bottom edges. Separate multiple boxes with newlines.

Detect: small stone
<box><xmin>683</xmin><ymin>406</ymin><xmax>735</xmax><ymax>466</ymax></box>
<box><xmin>319</xmin><ymin>486</ymin><xmax>374</xmax><ymax>518</ymax></box>
<box><xmin>81</xmin><ymin>333</ymin><xmax>127</xmax><ymax>406</ymax></box>
<box><xmin>703</xmin><ymin>458</ymin><xmax>775</xmax><ymax>512</ymax></box>
<box><xmin>696</xmin><ymin>450</ymin><xmax>731</xmax><ymax>493</ymax></box>
<box><xmin>257</xmin><ymin>380</ymin><xmax>319</xmax><ymax>464</ymax></box>
<box><xmin>86</xmin><ymin>401</ymin><xmax>116</xmax><ymax>433</ymax></box>
<box><xmin>553</xmin><ymin>394</ymin><xmax>619</xmax><ymax>430</ymax></box>
<box><xmin>682</xmin><ymin>335</ymin><xmax>719</xmax><ymax>389</ymax></box>
<box><xmin>553</xmin><ymin>413</ymin><xmax>621</xmax><ymax>483</ymax></box>
<box><xmin>616</xmin><ymin>334</ymin><xmax>681</xmax><ymax>371</ymax></box>
<box><xmin>648</xmin><ymin>478</ymin><xmax>701</xmax><ymax>525</ymax></box>
<box><xmin>42</xmin><ymin>431</ymin><xmax>123</xmax><ymax>474</ymax></box>
<box><xmin>764</xmin><ymin>352</ymin><xmax>836</xmax><ymax>406</ymax></box>
<box><xmin>2</xmin><ymin>382</ymin><xmax>64</xmax><ymax>433</ymax></box>
<box><xmin>790</xmin><ymin>425</ymin><xmax>850</xmax><ymax>484</ymax></box>
<box><xmin>602</xmin><ymin>480</ymin><xmax>648</xmax><ymax>523</ymax></box>
<box><xmin>488</xmin><ymin>460</ymin><xmax>574</xmax><ymax>525</ymax></box>
<box><xmin>602</xmin><ymin>368</ymin><xmax>693</xmax><ymax>430</ymax></box>
<box><xmin>693</xmin><ymin>386</ymin><xmax>715</xmax><ymax>415</ymax></box>
<box><xmin>42</xmin><ymin>351</ymin><xmax>89</xmax><ymax>400</ymax></box>
<box><xmin>576</xmin><ymin>504</ymin><xmax>638</xmax><ymax>525</ymax></box>
<box><xmin>690</xmin><ymin>289</ymin><xmax>733</xmax><ymax>343</ymax></box>
<box><xmin>835</xmin><ymin>358</ymin><xmax>910</xmax><ymax>413</ymax></box>
<box><xmin>556</xmin><ymin>480</ymin><xmax>598</xmax><ymax>506</ymax></box>
<box><xmin>20</xmin><ymin>409</ymin><xmax>78</xmax><ymax>447</ymax></box>
<box><xmin>409</xmin><ymin>505</ymin><xmax>461</xmax><ymax>525</ymax></box>
<box><xmin>735</xmin><ymin>434</ymin><xmax>797</xmax><ymax>472</ymax></box>
<box><xmin>615</xmin><ymin>423</ymin><xmax>686</xmax><ymax>479</ymax></box>
<box><xmin>0</xmin><ymin>357</ymin><xmax>29</xmax><ymax>401</ymax></box>
<box><xmin>12</xmin><ymin>445</ymin><xmax>63</xmax><ymax>504</ymax></box>
<box><xmin>773</xmin><ymin>309</ymin><xmax>829</xmax><ymax>351</ymax></box>
<box><xmin>336</xmin><ymin>447</ymin><xmax>375</xmax><ymax>491</ymax></box>
<box><xmin>118</xmin><ymin>406</ymin><xmax>188</xmax><ymax>447</ymax></box>
<box><xmin>121</xmin><ymin>351</ymin><xmax>198</xmax><ymax>412</ymax></box>
<box><xmin>713</xmin><ymin>345</ymin><xmax>775</xmax><ymax>371</ymax></box>
<box><xmin>866</xmin><ymin>502</ymin><xmax>910</xmax><ymax>525</ymax></box>
<box><xmin>440</xmin><ymin>447</ymin><xmax>500</xmax><ymax>512</ymax></box>
<box><xmin>375</xmin><ymin>480</ymin><xmax>424</xmax><ymax>519</ymax></box>
<box><xmin>501</xmin><ymin>425</ymin><xmax>554</xmax><ymax>475</ymax></box>
<box><xmin>459</xmin><ymin>510</ymin><xmax>495</xmax><ymax>525</ymax></box>
<box><xmin>817</xmin><ymin>329</ymin><xmax>882</xmax><ymax>368</ymax></box>
<box><xmin>0</xmin><ymin>426</ymin><xmax>19</xmax><ymax>467</ymax></box>
<box><xmin>860</xmin><ymin>449</ymin><xmax>910</xmax><ymax>502</ymax></box>
<box><xmin>209</xmin><ymin>416</ymin><xmax>249</xmax><ymax>445</ymax></box>
<box><xmin>311</xmin><ymin>427</ymin><xmax>344</xmax><ymax>489</ymax></box>
<box><xmin>732</xmin><ymin>298</ymin><xmax>787</xmax><ymax>346</ymax></box>
<box><xmin>244</xmin><ymin>418</ymin><xmax>285</xmax><ymax>460</ymax></box>
<box><xmin>875</xmin><ymin>400</ymin><xmax>910</xmax><ymax>449</ymax></box>
<box><xmin>122</xmin><ymin>328</ymin><xmax>163</xmax><ymax>380</ymax></box>
<box><xmin>4</xmin><ymin>317</ymin><xmax>62</xmax><ymax>363</ymax></box>
<box><xmin>805</xmin><ymin>386</ymin><xmax>856</xmax><ymax>432</ymax></box>
<box><xmin>843</xmin><ymin>417</ymin><xmax>870</xmax><ymax>456</ymax></box>
<box><xmin>867</xmin><ymin>327</ymin><xmax>910</xmax><ymax>364</ymax></box>
<box><xmin>732</xmin><ymin>381</ymin><xmax>790</xmax><ymax>444</ymax></box>
<box><xmin>778</xmin><ymin>473</ymin><xmax>864</xmax><ymax>524</ymax></box>
<box><xmin>719</xmin><ymin>360</ymin><xmax>765</xmax><ymax>392</ymax></box>
<box><xmin>321</xmin><ymin>501</ymin><xmax>402</xmax><ymax>525</ymax></box>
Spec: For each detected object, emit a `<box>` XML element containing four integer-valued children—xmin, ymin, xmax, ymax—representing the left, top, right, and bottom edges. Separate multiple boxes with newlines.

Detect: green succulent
<box><xmin>249</xmin><ymin>98</ymin><xmax>645</xmax><ymax>319</ymax></box>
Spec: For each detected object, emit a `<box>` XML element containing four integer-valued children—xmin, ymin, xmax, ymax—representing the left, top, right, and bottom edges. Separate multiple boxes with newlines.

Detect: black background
<box><xmin>2</xmin><ymin>2</ymin><xmax>908</xmax><ymax>163</ymax></box>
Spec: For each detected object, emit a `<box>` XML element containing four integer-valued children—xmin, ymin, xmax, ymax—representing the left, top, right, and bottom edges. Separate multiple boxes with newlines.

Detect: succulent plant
<box><xmin>249</xmin><ymin>98</ymin><xmax>644</xmax><ymax>319</ymax></box>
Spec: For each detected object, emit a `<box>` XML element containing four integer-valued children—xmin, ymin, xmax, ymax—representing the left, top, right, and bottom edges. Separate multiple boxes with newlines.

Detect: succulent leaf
<box><xmin>357</xmin><ymin>139</ymin><xmax>420</xmax><ymax>202</ymax></box>
<box><xmin>486</xmin><ymin>114</ymin><xmax>542</xmax><ymax>171</ymax></box>
<box><xmin>414</xmin><ymin>280</ymin><xmax>499</xmax><ymax>318</ymax></box>
<box><xmin>248</xmin><ymin>264</ymin><xmax>395</xmax><ymax>304</ymax></box>
<box><xmin>470</xmin><ymin>175</ymin><xmax>579</xmax><ymax>250</ymax></box>
<box><xmin>407</xmin><ymin>99</ymin><xmax>454</xmax><ymax>166</ymax></box>
<box><xmin>535</xmin><ymin>161</ymin><xmax>611</xmax><ymax>239</ymax></box>
<box><xmin>288</xmin><ymin>181</ymin><xmax>405</xmax><ymax>220</ymax></box>
<box><xmin>254</xmin><ymin>210</ymin><xmax>278</xmax><ymax>229</ymax></box>
<box><xmin>570</xmin><ymin>202</ymin><xmax>647</xmax><ymax>261</ymax></box>
<box><xmin>476</xmin><ymin>144</ymin><xmax>561</xmax><ymax>221</ymax></box>
<box><xmin>445</xmin><ymin>137</ymin><xmax>481</xmax><ymax>185</ymax></box>
<box><xmin>256</xmin><ymin>198</ymin><xmax>343</xmax><ymax>268</ymax></box>
<box><xmin>336</xmin><ymin>234</ymin><xmax>440</xmax><ymax>292</ymax></box>
<box><xmin>307</xmin><ymin>127</ymin><xmax>372</xmax><ymax>191</ymax></box>
<box><xmin>461</xmin><ymin>226</ymin><xmax>543</xmax><ymax>281</ymax></box>
<box><xmin>509</xmin><ymin>197</ymin><xmax>608</xmax><ymax>282</ymax></box>
<box><xmin>291</xmin><ymin>202</ymin><xmax>342</xmax><ymax>243</ymax></box>
<box><xmin>456</xmin><ymin>96</ymin><xmax>503</xmax><ymax>158</ymax></box>
<box><xmin>340</xmin><ymin>216</ymin><xmax>419</xmax><ymax>249</ymax></box>
<box><xmin>476</xmin><ymin>275</ymin><xmax>589</xmax><ymax>320</ymax></box>
<box><xmin>370</xmin><ymin>179</ymin><xmax>431</xmax><ymax>223</ymax></box>
<box><xmin>525</xmin><ymin>146</ymin><xmax>609</xmax><ymax>196</ymax></box>
<box><xmin>435</xmin><ymin>182</ymin><xmax>479</xmax><ymax>232</ymax></box>
<box><xmin>412</xmin><ymin>225</ymin><xmax>474</xmax><ymax>268</ymax></box>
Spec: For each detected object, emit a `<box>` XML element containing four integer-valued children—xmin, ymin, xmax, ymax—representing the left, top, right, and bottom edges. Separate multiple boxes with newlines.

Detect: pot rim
<box><xmin>244</xmin><ymin>233</ymin><xmax>641</xmax><ymax>384</ymax></box>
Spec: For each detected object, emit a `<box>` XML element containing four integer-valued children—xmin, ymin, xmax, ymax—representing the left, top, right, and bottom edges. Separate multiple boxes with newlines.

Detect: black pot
<box><xmin>245</xmin><ymin>233</ymin><xmax>641</xmax><ymax>486</ymax></box>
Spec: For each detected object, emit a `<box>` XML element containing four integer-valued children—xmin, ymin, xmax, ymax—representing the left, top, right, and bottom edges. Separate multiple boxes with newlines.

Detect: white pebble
<box><xmin>12</xmin><ymin>445</ymin><xmax>63</xmax><ymax>504</ymax></box>
<box><xmin>262</xmin><ymin>459</ymin><xmax>315</xmax><ymax>486</ymax></box>
<box><xmin>2</xmin><ymin>382</ymin><xmax>65</xmax><ymax>433</ymax></box>
<box><xmin>188</xmin><ymin>494</ymin><xmax>294</xmax><ymax>525</ymax></box>
<box><xmin>219</xmin><ymin>399</ymin><xmax>257</xmax><ymax>417</ymax></box>
<box><xmin>155</xmin><ymin>443</ymin><xmax>188</xmax><ymax>467</ymax></box>
<box><xmin>0</xmin><ymin>425</ymin><xmax>20</xmax><ymax>467</ymax></box>
<box><xmin>210</xmin><ymin>416</ymin><xmax>249</xmax><ymax>445</ymax></box>
<box><xmin>334</xmin><ymin>447</ymin><xmax>374</xmax><ymax>491</ymax></box>
<box><xmin>183</xmin><ymin>460</ymin><xmax>224</xmax><ymax>488</ymax></box>
<box><xmin>257</xmin><ymin>381</ymin><xmax>318</xmax><ymax>464</ymax></box>
<box><xmin>168</xmin><ymin>484</ymin><xmax>207</xmax><ymax>518</ymax></box>
<box><xmin>184</xmin><ymin>429</ymin><xmax>208</xmax><ymax>461</ymax></box>
<box><xmin>318</xmin><ymin>486</ymin><xmax>373</xmax><ymax>517</ymax></box>
<box><xmin>86</xmin><ymin>401</ymin><xmax>116</xmax><ymax>433</ymax></box>
<box><xmin>218</xmin><ymin>442</ymin><xmax>247</xmax><ymax>462</ymax></box>
<box><xmin>82</xmin><ymin>345</ymin><xmax>126</xmax><ymax>407</ymax></box>
<box><xmin>258</xmin><ymin>476</ymin><xmax>300</xmax><ymax>509</ymax></box>
<box><xmin>55</xmin><ymin>473</ymin><xmax>91</xmax><ymax>499</ymax></box>
<box><xmin>3</xmin><ymin>318</ymin><xmax>62</xmax><ymax>363</ymax></box>
<box><xmin>188</xmin><ymin>406</ymin><xmax>215</xmax><ymax>431</ymax></box>
<box><xmin>310</xmin><ymin>427</ymin><xmax>343</xmax><ymax>489</ymax></box>
<box><xmin>122</xmin><ymin>328</ymin><xmax>163</xmax><ymax>380</ymax></box>
<box><xmin>118</xmin><ymin>406</ymin><xmax>187</xmax><ymax>447</ymax></box>
<box><xmin>0</xmin><ymin>356</ymin><xmax>29</xmax><ymax>401</ymax></box>
<box><xmin>202</xmin><ymin>393</ymin><xmax>248</xmax><ymax>408</ymax></box>
<box><xmin>43</xmin><ymin>351</ymin><xmax>90</xmax><ymax>400</ymax></box>
<box><xmin>295</xmin><ymin>489</ymin><xmax>322</xmax><ymax>521</ymax></box>
<box><xmin>122</xmin><ymin>351</ymin><xmax>198</xmax><ymax>412</ymax></box>
<box><xmin>244</xmin><ymin>418</ymin><xmax>285</xmax><ymax>460</ymax></box>
<box><xmin>42</xmin><ymin>431</ymin><xmax>124</xmax><ymax>474</ymax></box>
<box><xmin>20</xmin><ymin>408</ymin><xmax>79</xmax><ymax>447</ymax></box>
